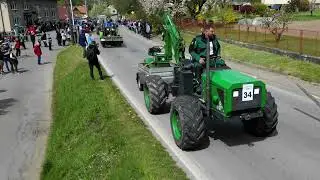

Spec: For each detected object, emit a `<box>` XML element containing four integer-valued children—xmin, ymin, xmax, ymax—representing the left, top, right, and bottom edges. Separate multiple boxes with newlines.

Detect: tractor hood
<box><xmin>202</xmin><ymin>69</ymin><xmax>265</xmax><ymax>90</ymax></box>
<box><xmin>201</xmin><ymin>69</ymin><xmax>267</xmax><ymax>116</ymax></box>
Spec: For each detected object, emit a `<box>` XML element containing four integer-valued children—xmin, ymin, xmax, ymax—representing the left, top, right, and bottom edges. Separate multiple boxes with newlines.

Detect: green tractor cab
<box><xmin>136</xmin><ymin>10</ymin><xmax>278</xmax><ymax>151</ymax></box>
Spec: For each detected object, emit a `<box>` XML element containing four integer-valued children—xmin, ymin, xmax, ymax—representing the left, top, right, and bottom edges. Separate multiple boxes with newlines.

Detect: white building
<box><xmin>0</xmin><ymin>2</ymin><xmax>12</xmax><ymax>33</ymax></box>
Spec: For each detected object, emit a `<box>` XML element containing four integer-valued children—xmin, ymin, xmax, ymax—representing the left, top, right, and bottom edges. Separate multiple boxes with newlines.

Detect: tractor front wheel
<box><xmin>170</xmin><ymin>96</ymin><xmax>206</xmax><ymax>150</ymax></box>
<box><xmin>243</xmin><ymin>92</ymin><xmax>278</xmax><ymax>137</ymax></box>
<box><xmin>144</xmin><ymin>75</ymin><xmax>167</xmax><ymax>114</ymax></box>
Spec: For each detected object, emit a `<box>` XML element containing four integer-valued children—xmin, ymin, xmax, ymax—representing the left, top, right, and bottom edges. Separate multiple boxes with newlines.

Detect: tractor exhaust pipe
<box><xmin>206</xmin><ymin>38</ymin><xmax>210</xmax><ymax>117</ymax></box>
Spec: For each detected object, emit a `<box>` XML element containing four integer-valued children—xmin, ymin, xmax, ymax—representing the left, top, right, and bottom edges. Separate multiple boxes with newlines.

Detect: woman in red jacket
<box><xmin>33</xmin><ymin>42</ymin><xmax>42</xmax><ymax>65</ymax></box>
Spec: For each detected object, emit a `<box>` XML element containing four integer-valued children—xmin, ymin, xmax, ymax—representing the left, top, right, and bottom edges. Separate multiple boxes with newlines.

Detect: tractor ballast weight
<box><xmin>136</xmin><ymin>9</ymin><xmax>278</xmax><ymax>150</ymax></box>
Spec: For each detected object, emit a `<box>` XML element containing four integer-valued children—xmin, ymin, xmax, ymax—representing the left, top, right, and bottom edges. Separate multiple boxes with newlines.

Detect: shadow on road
<box><xmin>18</xmin><ymin>69</ymin><xmax>30</xmax><ymax>73</ymax></box>
<box><xmin>206</xmin><ymin>120</ymin><xmax>278</xmax><ymax>147</ymax></box>
<box><xmin>0</xmin><ymin>89</ymin><xmax>7</xmax><ymax>93</ymax></box>
<box><xmin>0</xmin><ymin>98</ymin><xmax>18</xmax><ymax>115</ymax></box>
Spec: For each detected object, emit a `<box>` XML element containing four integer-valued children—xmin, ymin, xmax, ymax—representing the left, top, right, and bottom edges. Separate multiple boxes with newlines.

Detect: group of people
<box><xmin>126</xmin><ymin>20</ymin><xmax>152</xmax><ymax>39</ymax></box>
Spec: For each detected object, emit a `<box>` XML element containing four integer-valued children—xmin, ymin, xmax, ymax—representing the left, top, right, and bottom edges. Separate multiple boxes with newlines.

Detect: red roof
<box><xmin>58</xmin><ymin>6</ymin><xmax>68</xmax><ymax>21</ymax></box>
<box><xmin>74</xmin><ymin>6</ymin><xmax>87</xmax><ymax>14</ymax></box>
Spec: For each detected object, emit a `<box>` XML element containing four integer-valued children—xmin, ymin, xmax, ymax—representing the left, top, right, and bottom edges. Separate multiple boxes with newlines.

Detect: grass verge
<box><xmin>41</xmin><ymin>46</ymin><xmax>187</xmax><ymax>180</ymax></box>
<box><xmin>183</xmin><ymin>32</ymin><xmax>320</xmax><ymax>83</ymax></box>
<box><xmin>293</xmin><ymin>10</ymin><xmax>320</xmax><ymax>21</ymax></box>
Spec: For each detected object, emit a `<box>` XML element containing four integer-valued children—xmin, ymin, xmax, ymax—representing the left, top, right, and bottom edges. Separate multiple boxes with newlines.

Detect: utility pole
<box><xmin>85</xmin><ymin>0</ymin><xmax>88</xmax><ymax>16</ymax></box>
<box><xmin>69</xmin><ymin>0</ymin><xmax>75</xmax><ymax>26</ymax></box>
<box><xmin>64</xmin><ymin>0</ymin><xmax>74</xmax><ymax>43</ymax></box>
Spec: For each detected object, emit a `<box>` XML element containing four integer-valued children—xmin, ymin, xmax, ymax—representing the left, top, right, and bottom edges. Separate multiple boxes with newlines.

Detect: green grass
<box><xmin>41</xmin><ymin>46</ymin><xmax>187</xmax><ymax>180</ymax></box>
<box><xmin>183</xmin><ymin>32</ymin><xmax>320</xmax><ymax>83</ymax></box>
<box><xmin>183</xmin><ymin>26</ymin><xmax>320</xmax><ymax>57</ymax></box>
<box><xmin>293</xmin><ymin>10</ymin><xmax>320</xmax><ymax>21</ymax></box>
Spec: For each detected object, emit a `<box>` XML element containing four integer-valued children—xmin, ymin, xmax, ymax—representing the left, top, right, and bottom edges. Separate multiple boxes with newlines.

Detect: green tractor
<box><xmin>99</xmin><ymin>22</ymin><xmax>123</xmax><ymax>48</ymax></box>
<box><xmin>136</xmin><ymin>10</ymin><xmax>278</xmax><ymax>150</ymax></box>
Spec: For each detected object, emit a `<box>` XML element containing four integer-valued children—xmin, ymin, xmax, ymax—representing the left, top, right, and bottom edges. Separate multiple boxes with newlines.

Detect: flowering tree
<box><xmin>262</xmin><ymin>6</ymin><xmax>293</xmax><ymax>42</ymax></box>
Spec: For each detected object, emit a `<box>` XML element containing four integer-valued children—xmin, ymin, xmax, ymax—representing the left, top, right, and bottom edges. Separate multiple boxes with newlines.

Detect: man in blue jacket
<box><xmin>78</xmin><ymin>30</ymin><xmax>87</xmax><ymax>58</ymax></box>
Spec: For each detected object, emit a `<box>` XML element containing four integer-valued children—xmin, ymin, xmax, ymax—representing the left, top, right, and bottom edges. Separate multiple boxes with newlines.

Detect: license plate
<box><xmin>242</xmin><ymin>84</ymin><xmax>254</xmax><ymax>101</ymax></box>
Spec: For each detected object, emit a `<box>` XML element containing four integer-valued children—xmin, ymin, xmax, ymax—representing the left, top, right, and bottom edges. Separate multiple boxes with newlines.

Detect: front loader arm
<box><xmin>162</xmin><ymin>11</ymin><xmax>185</xmax><ymax>64</ymax></box>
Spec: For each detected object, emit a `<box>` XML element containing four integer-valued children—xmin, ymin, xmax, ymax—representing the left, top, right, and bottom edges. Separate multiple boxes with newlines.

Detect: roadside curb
<box><xmin>97</xmin><ymin>55</ymin><xmax>212</xmax><ymax>180</ymax></box>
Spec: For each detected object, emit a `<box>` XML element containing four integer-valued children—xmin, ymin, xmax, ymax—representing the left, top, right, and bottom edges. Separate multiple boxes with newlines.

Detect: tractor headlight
<box><xmin>233</xmin><ymin>91</ymin><xmax>239</xmax><ymax>97</ymax></box>
<box><xmin>254</xmin><ymin>88</ymin><xmax>260</xmax><ymax>95</ymax></box>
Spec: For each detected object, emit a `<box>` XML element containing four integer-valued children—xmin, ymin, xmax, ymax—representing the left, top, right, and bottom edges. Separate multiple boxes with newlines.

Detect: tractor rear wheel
<box><xmin>243</xmin><ymin>92</ymin><xmax>278</xmax><ymax>137</ymax></box>
<box><xmin>170</xmin><ymin>95</ymin><xmax>206</xmax><ymax>150</ymax></box>
<box><xmin>144</xmin><ymin>75</ymin><xmax>167</xmax><ymax>114</ymax></box>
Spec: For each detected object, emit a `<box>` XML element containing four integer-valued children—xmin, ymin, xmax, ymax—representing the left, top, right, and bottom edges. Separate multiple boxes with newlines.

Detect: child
<box><xmin>15</xmin><ymin>39</ymin><xmax>21</xmax><ymax>57</ymax></box>
<box><xmin>61</xmin><ymin>31</ymin><xmax>67</xmax><ymax>46</ymax></box>
<box><xmin>48</xmin><ymin>34</ymin><xmax>52</xmax><ymax>51</ymax></box>
<box><xmin>33</xmin><ymin>42</ymin><xmax>42</xmax><ymax>65</ymax></box>
<box><xmin>9</xmin><ymin>48</ymin><xmax>18</xmax><ymax>73</ymax></box>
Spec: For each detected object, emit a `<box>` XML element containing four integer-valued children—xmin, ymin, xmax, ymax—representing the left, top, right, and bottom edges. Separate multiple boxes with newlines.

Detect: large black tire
<box><xmin>144</xmin><ymin>75</ymin><xmax>167</xmax><ymax>114</ymax></box>
<box><xmin>170</xmin><ymin>96</ymin><xmax>206</xmax><ymax>150</ymax></box>
<box><xmin>243</xmin><ymin>92</ymin><xmax>278</xmax><ymax>137</ymax></box>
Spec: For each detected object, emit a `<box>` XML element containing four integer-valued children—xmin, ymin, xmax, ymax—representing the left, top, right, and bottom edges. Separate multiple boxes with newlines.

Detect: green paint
<box><xmin>202</xmin><ymin>69</ymin><xmax>266</xmax><ymax>118</ymax></box>
<box><xmin>171</xmin><ymin>110</ymin><xmax>182</xmax><ymax>140</ymax></box>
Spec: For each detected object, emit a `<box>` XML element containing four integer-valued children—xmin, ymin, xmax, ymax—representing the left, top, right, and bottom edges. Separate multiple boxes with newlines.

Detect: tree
<box><xmin>262</xmin><ymin>6</ymin><xmax>293</xmax><ymax>42</ymax></box>
<box><xmin>184</xmin><ymin>0</ymin><xmax>208</xmax><ymax>19</ymax></box>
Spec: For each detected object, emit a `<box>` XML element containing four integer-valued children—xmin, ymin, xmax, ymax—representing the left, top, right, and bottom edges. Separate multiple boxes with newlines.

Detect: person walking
<box><xmin>41</xmin><ymin>32</ymin><xmax>48</xmax><ymax>47</ymax></box>
<box><xmin>15</xmin><ymin>39</ymin><xmax>21</xmax><ymax>57</ymax></box>
<box><xmin>33</xmin><ymin>42</ymin><xmax>42</xmax><ymax>65</ymax></box>
<box><xmin>56</xmin><ymin>30</ymin><xmax>62</xmax><ymax>46</ymax></box>
<box><xmin>48</xmin><ymin>34</ymin><xmax>52</xmax><ymax>51</ymax></box>
<box><xmin>20</xmin><ymin>33</ymin><xmax>26</xmax><ymax>49</ymax></box>
<box><xmin>61</xmin><ymin>30</ymin><xmax>67</xmax><ymax>46</ymax></box>
<box><xmin>9</xmin><ymin>48</ymin><xmax>18</xmax><ymax>73</ymax></box>
<box><xmin>86</xmin><ymin>41</ymin><xmax>104</xmax><ymax>80</ymax></box>
<box><xmin>3</xmin><ymin>43</ymin><xmax>11</xmax><ymax>72</ymax></box>
<box><xmin>78</xmin><ymin>30</ymin><xmax>87</xmax><ymax>58</ymax></box>
<box><xmin>30</xmin><ymin>31</ymin><xmax>36</xmax><ymax>48</ymax></box>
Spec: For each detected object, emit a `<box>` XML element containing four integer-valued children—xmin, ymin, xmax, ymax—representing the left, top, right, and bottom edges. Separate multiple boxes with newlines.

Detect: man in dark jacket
<box><xmin>189</xmin><ymin>24</ymin><xmax>226</xmax><ymax>81</ymax></box>
<box><xmin>86</xmin><ymin>41</ymin><xmax>104</xmax><ymax>80</ymax></box>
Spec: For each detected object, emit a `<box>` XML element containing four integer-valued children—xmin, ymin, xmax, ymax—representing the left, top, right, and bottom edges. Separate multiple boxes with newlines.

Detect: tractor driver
<box><xmin>189</xmin><ymin>24</ymin><xmax>226</xmax><ymax>81</ymax></box>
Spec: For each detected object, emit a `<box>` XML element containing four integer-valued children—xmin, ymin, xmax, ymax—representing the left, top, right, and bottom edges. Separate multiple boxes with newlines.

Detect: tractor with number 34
<box><xmin>136</xmin><ymin>7</ymin><xmax>278</xmax><ymax>150</ymax></box>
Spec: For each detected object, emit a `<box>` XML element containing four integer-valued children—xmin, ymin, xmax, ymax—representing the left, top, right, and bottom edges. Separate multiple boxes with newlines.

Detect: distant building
<box><xmin>73</xmin><ymin>5</ymin><xmax>87</xmax><ymax>18</ymax></box>
<box><xmin>0</xmin><ymin>0</ymin><xmax>57</xmax><ymax>32</ymax></box>
<box><xmin>58</xmin><ymin>5</ymin><xmax>87</xmax><ymax>22</ymax></box>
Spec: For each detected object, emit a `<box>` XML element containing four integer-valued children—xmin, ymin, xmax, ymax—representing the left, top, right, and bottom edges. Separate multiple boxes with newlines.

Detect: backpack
<box><xmin>86</xmin><ymin>46</ymin><xmax>96</xmax><ymax>60</ymax></box>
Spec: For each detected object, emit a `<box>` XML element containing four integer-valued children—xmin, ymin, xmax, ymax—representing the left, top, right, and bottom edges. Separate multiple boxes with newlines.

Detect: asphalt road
<box><xmin>98</xmin><ymin>27</ymin><xmax>320</xmax><ymax>180</ymax></box>
<box><xmin>0</xmin><ymin>37</ymin><xmax>63</xmax><ymax>180</ymax></box>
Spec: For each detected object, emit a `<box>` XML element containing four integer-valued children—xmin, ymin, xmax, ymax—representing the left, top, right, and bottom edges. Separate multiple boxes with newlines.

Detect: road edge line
<box><xmin>98</xmin><ymin>55</ymin><xmax>212</xmax><ymax>180</ymax></box>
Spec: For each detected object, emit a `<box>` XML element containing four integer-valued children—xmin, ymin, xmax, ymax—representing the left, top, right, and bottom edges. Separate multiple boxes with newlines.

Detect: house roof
<box><xmin>73</xmin><ymin>6</ymin><xmax>87</xmax><ymax>14</ymax></box>
<box><xmin>58</xmin><ymin>6</ymin><xmax>68</xmax><ymax>20</ymax></box>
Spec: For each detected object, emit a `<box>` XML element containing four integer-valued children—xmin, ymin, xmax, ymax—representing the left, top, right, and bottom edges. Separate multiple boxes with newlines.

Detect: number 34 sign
<box><xmin>242</xmin><ymin>84</ymin><xmax>254</xmax><ymax>101</ymax></box>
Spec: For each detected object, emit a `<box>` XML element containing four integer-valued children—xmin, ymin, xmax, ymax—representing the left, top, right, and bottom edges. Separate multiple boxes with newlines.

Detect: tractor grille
<box><xmin>232</xmin><ymin>88</ymin><xmax>261</xmax><ymax>111</ymax></box>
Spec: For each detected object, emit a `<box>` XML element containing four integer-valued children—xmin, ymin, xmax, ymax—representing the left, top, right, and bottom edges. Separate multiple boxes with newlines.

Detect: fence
<box><xmin>176</xmin><ymin>19</ymin><xmax>320</xmax><ymax>57</ymax></box>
